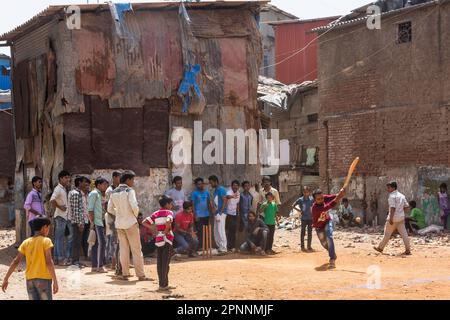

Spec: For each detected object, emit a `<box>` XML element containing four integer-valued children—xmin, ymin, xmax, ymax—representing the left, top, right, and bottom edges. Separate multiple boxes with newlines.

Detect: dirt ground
<box><xmin>1</xmin><ymin>226</ymin><xmax>450</xmax><ymax>300</ymax></box>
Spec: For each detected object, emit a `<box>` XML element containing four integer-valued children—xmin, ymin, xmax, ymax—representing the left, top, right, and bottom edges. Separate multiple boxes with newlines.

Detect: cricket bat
<box><xmin>342</xmin><ymin>157</ymin><xmax>360</xmax><ymax>189</ymax></box>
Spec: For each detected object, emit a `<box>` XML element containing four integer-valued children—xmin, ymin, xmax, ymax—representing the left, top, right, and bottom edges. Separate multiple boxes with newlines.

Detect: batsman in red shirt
<box><xmin>312</xmin><ymin>188</ymin><xmax>346</xmax><ymax>269</ymax></box>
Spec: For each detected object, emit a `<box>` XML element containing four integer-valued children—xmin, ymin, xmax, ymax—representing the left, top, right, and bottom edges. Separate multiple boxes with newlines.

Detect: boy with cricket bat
<box><xmin>312</xmin><ymin>188</ymin><xmax>346</xmax><ymax>269</ymax></box>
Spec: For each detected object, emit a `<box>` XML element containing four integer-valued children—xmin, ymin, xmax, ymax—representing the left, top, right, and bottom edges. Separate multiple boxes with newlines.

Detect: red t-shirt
<box><xmin>312</xmin><ymin>194</ymin><xmax>337</xmax><ymax>229</ymax></box>
<box><xmin>174</xmin><ymin>211</ymin><xmax>194</xmax><ymax>233</ymax></box>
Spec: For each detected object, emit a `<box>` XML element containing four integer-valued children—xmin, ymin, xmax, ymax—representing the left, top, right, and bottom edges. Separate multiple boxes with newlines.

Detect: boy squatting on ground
<box><xmin>2</xmin><ymin>217</ymin><xmax>59</xmax><ymax>300</ymax></box>
<box><xmin>312</xmin><ymin>188</ymin><xmax>346</xmax><ymax>269</ymax></box>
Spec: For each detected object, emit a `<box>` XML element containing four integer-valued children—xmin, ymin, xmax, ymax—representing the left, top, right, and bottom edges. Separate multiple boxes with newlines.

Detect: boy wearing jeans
<box><xmin>2</xmin><ymin>217</ymin><xmax>58</xmax><ymax>300</ymax></box>
<box><xmin>143</xmin><ymin>196</ymin><xmax>175</xmax><ymax>292</ymax></box>
<box><xmin>312</xmin><ymin>188</ymin><xmax>346</xmax><ymax>269</ymax></box>
<box><xmin>259</xmin><ymin>192</ymin><xmax>279</xmax><ymax>255</ymax></box>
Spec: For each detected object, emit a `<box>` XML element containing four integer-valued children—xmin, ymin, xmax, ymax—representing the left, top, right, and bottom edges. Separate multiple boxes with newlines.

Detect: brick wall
<box><xmin>317</xmin><ymin>3</ymin><xmax>450</xmax><ymax>223</ymax></box>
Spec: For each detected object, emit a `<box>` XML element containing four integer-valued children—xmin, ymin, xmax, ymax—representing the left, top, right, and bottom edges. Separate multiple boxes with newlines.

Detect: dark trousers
<box><xmin>266</xmin><ymin>225</ymin><xmax>276</xmax><ymax>251</ymax></box>
<box><xmin>225</xmin><ymin>215</ymin><xmax>238</xmax><ymax>250</ymax></box>
<box><xmin>300</xmin><ymin>219</ymin><xmax>313</xmax><ymax>249</ymax></box>
<box><xmin>70</xmin><ymin>223</ymin><xmax>83</xmax><ymax>263</ymax></box>
<box><xmin>81</xmin><ymin>222</ymin><xmax>90</xmax><ymax>258</ymax></box>
<box><xmin>115</xmin><ymin>242</ymin><xmax>122</xmax><ymax>276</ymax></box>
<box><xmin>92</xmin><ymin>225</ymin><xmax>106</xmax><ymax>269</ymax></box>
<box><xmin>157</xmin><ymin>243</ymin><xmax>172</xmax><ymax>288</ymax></box>
<box><xmin>196</xmin><ymin>217</ymin><xmax>210</xmax><ymax>249</ymax></box>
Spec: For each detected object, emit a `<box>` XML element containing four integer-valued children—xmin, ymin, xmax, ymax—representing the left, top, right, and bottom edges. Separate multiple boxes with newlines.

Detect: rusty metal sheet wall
<box><xmin>64</xmin><ymin>96</ymin><xmax>170</xmax><ymax>176</ymax></box>
<box><xmin>0</xmin><ymin>112</ymin><xmax>15</xmax><ymax>178</ymax></box>
<box><xmin>74</xmin><ymin>13</ymin><xmax>116</xmax><ymax>100</ymax></box>
<box><xmin>13</xmin><ymin>20</ymin><xmax>54</xmax><ymax>66</ymax></box>
<box><xmin>189</xmin><ymin>9</ymin><xmax>253</xmax><ymax>38</ymax></box>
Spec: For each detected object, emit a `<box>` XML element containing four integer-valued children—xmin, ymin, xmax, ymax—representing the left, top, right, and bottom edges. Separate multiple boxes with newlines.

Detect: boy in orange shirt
<box><xmin>2</xmin><ymin>217</ymin><xmax>58</xmax><ymax>300</ymax></box>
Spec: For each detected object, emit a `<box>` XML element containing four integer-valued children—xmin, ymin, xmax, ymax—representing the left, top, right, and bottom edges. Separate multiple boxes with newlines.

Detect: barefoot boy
<box><xmin>2</xmin><ymin>217</ymin><xmax>58</xmax><ymax>300</ymax></box>
<box><xmin>312</xmin><ymin>188</ymin><xmax>346</xmax><ymax>269</ymax></box>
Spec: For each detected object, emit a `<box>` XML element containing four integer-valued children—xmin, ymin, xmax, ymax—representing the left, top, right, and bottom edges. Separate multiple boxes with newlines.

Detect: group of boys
<box><xmin>2</xmin><ymin>171</ymin><xmax>421</xmax><ymax>299</ymax></box>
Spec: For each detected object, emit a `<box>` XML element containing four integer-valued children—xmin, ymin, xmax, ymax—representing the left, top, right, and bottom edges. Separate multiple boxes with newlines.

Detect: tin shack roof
<box><xmin>310</xmin><ymin>0</ymin><xmax>440</xmax><ymax>33</ymax></box>
<box><xmin>0</xmin><ymin>0</ymin><xmax>268</xmax><ymax>43</ymax></box>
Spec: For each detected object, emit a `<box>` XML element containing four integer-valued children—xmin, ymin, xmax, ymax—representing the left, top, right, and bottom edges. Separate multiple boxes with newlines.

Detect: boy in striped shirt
<box><xmin>143</xmin><ymin>196</ymin><xmax>175</xmax><ymax>292</ymax></box>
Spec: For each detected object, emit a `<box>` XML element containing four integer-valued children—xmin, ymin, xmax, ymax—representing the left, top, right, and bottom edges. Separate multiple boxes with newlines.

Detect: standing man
<box><xmin>209</xmin><ymin>175</ymin><xmax>228</xmax><ymax>254</ymax></box>
<box><xmin>68</xmin><ymin>176</ymin><xmax>90</xmax><ymax>267</ymax></box>
<box><xmin>225</xmin><ymin>180</ymin><xmax>240</xmax><ymax>252</ymax></box>
<box><xmin>107</xmin><ymin>171</ymin><xmax>149</xmax><ymax>281</ymax></box>
<box><xmin>88</xmin><ymin>178</ymin><xmax>109</xmax><ymax>273</ymax></box>
<box><xmin>165</xmin><ymin>176</ymin><xmax>188</xmax><ymax>215</ymax></box>
<box><xmin>191</xmin><ymin>177</ymin><xmax>212</xmax><ymax>250</ymax></box>
<box><xmin>374</xmin><ymin>182</ymin><xmax>411</xmax><ymax>255</ymax></box>
<box><xmin>258</xmin><ymin>176</ymin><xmax>281</xmax><ymax>218</ymax></box>
<box><xmin>239</xmin><ymin>181</ymin><xmax>253</xmax><ymax>230</ymax></box>
<box><xmin>24</xmin><ymin>176</ymin><xmax>45</xmax><ymax>237</ymax></box>
<box><xmin>312</xmin><ymin>188</ymin><xmax>346</xmax><ymax>269</ymax></box>
<box><xmin>292</xmin><ymin>186</ymin><xmax>314</xmax><ymax>252</ymax></box>
<box><xmin>105</xmin><ymin>171</ymin><xmax>121</xmax><ymax>274</ymax></box>
<box><xmin>50</xmin><ymin>170</ymin><xmax>71</xmax><ymax>266</ymax></box>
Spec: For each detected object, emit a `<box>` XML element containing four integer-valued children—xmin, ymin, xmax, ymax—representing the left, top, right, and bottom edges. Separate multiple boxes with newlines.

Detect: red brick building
<box><xmin>314</xmin><ymin>0</ymin><xmax>450</xmax><ymax>227</ymax></box>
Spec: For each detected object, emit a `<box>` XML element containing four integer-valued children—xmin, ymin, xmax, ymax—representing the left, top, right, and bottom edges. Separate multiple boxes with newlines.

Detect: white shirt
<box><xmin>51</xmin><ymin>184</ymin><xmax>68</xmax><ymax>219</ymax></box>
<box><xmin>226</xmin><ymin>189</ymin><xmax>240</xmax><ymax>216</ymax></box>
<box><xmin>107</xmin><ymin>184</ymin><xmax>140</xmax><ymax>230</ymax></box>
<box><xmin>388</xmin><ymin>190</ymin><xmax>409</xmax><ymax>222</ymax></box>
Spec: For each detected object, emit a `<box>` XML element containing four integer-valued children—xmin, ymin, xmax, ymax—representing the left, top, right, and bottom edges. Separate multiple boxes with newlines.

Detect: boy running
<box><xmin>312</xmin><ymin>188</ymin><xmax>346</xmax><ymax>269</ymax></box>
<box><xmin>2</xmin><ymin>217</ymin><xmax>58</xmax><ymax>300</ymax></box>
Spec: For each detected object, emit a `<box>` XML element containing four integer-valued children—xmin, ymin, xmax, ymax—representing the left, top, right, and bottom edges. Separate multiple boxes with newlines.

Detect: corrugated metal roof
<box><xmin>261</xmin><ymin>4</ymin><xmax>298</xmax><ymax>20</ymax></box>
<box><xmin>269</xmin><ymin>16</ymin><xmax>341</xmax><ymax>26</ymax></box>
<box><xmin>0</xmin><ymin>0</ymin><xmax>268</xmax><ymax>42</ymax></box>
<box><xmin>311</xmin><ymin>0</ymin><xmax>441</xmax><ymax>33</ymax></box>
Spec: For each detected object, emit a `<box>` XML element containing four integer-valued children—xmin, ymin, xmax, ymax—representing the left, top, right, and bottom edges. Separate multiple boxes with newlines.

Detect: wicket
<box><xmin>202</xmin><ymin>224</ymin><xmax>212</xmax><ymax>259</ymax></box>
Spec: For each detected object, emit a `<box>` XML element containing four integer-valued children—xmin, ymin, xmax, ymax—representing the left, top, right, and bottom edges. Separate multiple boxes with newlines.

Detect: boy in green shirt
<box><xmin>406</xmin><ymin>200</ymin><xmax>426</xmax><ymax>233</ymax></box>
<box><xmin>259</xmin><ymin>193</ymin><xmax>280</xmax><ymax>255</ymax></box>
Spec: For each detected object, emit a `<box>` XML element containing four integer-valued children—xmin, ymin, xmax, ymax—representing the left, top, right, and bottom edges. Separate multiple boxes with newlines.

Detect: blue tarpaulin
<box><xmin>177</xmin><ymin>64</ymin><xmax>202</xmax><ymax>113</ymax></box>
<box><xmin>0</xmin><ymin>103</ymin><xmax>12</xmax><ymax>111</ymax></box>
<box><xmin>114</xmin><ymin>3</ymin><xmax>133</xmax><ymax>23</ymax></box>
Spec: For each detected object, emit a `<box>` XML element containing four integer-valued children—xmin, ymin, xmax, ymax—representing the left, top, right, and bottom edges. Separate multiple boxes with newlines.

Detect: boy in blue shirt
<box><xmin>191</xmin><ymin>177</ymin><xmax>212</xmax><ymax>250</ymax></box>
<box><xmin>209</xmin><ymin>175</ymin><xmax>228</xmax><ymax>254</ymax></box>
<box><xmin>293</xmin><ymin>186</ymin><xmax>314</xmax><ymax>252</ymax></box>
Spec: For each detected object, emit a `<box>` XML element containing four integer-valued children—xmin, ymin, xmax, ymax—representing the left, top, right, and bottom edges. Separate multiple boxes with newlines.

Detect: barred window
<box><xmin>397</xmin><ymin>21</ymin><xmax>412</xmax><ymax>44</ymax></box>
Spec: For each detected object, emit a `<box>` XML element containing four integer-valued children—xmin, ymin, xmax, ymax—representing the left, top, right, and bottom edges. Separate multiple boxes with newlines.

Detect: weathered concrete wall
<box><xmin>318</xmin><ymin>3</ymin><xmax>450</xmax><ymax>225</ymax></box>
<box><xmin>73</xmin><ymin>168</ymin><xmax>170</xmax><ymax>217</ymax></box>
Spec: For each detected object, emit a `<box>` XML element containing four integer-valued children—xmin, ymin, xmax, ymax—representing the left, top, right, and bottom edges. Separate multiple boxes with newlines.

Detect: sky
<box><xmin>0</xmin><ymin>0</ymin><xmax>370</xmax><ymax>55</ymax></box>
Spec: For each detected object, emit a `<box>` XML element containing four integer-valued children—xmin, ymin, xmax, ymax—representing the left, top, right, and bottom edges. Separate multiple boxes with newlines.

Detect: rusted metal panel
<box><xmin>64</xmin><ymin>96</ymin><xmax>170</xmax><ymax>176</ymax></box>
<box><xmin>74</xmin><ymin>13</ymin><xmax>116</xmax><ymax>100</ymax></box>
<box><xmin>13</xmin><ymin>20</ymin><xmax>54</xmax><ymax>66</ymax></box>
<box><xmin>219</xmin><ymin>38</ymin><xmax>249</xmax><ymax>106</ymax></box>
<box><xmin>109</xmin><ymin>10</ymin><xmax>183</xmax><ymax>108</ymax></box>
<box><xmin>51</xmin><ymin>21</ymin><xmax>85</xmax><ymax>116</ymax></box>
<box><xmin>189</xmin><ymin>9</ymin><xmax>254</xmax><ymax>38</ymax></box>
<box><xmin>0</xmin><ymin>112</ymin><xmax>15</xmax><ymax>178</ymax></box>
<box><xmin>143</xmin><ymin>99</ymin><xmax>170</xmax><ymax>168</ymax></box>
<box><xmin>197</xmin><ymin>38</ymin><xmax>224</xmax><ymax>106</ymax></box>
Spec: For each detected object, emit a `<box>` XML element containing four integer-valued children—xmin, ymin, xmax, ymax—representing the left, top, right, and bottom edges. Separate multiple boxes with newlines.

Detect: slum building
<box><xmin>258</xmin><ymin>76</ymin><xmax>319</xmax><ymax>213</ymax></box>
<box><xmin>0</xmin><ymin>1</ymin><xmax>266</xmax><ymax>239</ymax></box>
<box><xmin>313</xmin><ymin>0</ymin><xmax>450</xmax><ymax>227</ymax></box>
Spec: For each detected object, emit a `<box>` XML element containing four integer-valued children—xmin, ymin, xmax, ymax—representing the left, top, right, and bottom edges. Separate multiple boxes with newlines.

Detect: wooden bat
<box><xmin>343</xmin><ymin>157</ymin><xmax>360</xmax><ymax>189</ymax></box>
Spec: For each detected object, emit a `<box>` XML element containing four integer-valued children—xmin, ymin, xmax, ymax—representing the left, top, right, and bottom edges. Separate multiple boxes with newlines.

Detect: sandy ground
<box><xmin>1</xmin><ymin>226</ymin><xmax>450</xmax><ymax>300</ymax></box>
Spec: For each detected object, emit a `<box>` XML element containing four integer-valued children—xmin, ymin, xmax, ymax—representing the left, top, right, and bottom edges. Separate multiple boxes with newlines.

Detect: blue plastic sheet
<box><xmin>177</xmin><ymin>64</ymin><xmax>201</xmax><ymax>113</ymax></box>
<box><xmin>115</xmin><ymin>3</ymin><xmax>133</xmax><ymax>23</ymax></box>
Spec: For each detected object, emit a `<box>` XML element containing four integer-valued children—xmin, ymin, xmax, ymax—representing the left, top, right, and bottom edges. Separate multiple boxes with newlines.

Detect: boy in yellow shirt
<box><xmin>2</xmin><ymin>217</ymin><xmax>58</xmax><ymax>300</ymax></box>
